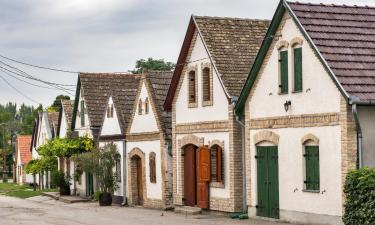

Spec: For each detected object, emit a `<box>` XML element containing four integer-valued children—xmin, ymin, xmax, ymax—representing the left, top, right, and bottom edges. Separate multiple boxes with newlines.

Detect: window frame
<box><xmin>138</xmin><ymin>100</ymin><xmax>143</xmax><ymax>115</ymax></box>
<box><xmin>187</xmin><ymin>66</ymin><xmax>198</xmax><ymax>108</ymax></box>
<box><xmin>201</xmin><ymin>63</ymin><xmax>213</xmax><ymax>106</ymax></box>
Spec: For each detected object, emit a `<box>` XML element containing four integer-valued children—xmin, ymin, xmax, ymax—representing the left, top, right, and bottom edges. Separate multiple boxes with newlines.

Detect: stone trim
<box><xmin>187</xmin><ymin>65</ymin><xmax>198</xmax><ymax>108</ymax></box>
<box><xmin>249</xmin><ymin>113</ymin><xmax>340</xmax><ymax>129</ymax></box>
<box><xmin>201</xmin><ymin>62</ymin><xmax>213</xmax><ymax>107</ymax></box>
<box><xmin>177</xmin><ymin>134</ymin><xmax>204</xmax><ymax>149</ymax></box>
<box><xmin>126</xmin><ymin>132</ymin><xmax>161</xmax><ymax>142</ymax></box>
<box><xmin>254</xmin><ymin>130</ymin><xmax>280</xmax><ymax>145</ymax></box>
<box><xmin>301</xmin><ymin>133</ymin><xmax>319</xmax><ymax>145</ymax></box>
<box><xmin>277</xmin><ymin>40</ymin><xmax>289</xmax><ymax>50</ymax></box>
<box><xmin>208</xmin><ymin>139</ymin><xmax>224</xmax><ymax>149</ymax></box>
<box><xmin>291</xmin><ymin>37</ymin><xmax>304</xmax><ymax>47</ymax></box>
<box><xmin>175</xmin><ymin>120</ymin><xmax>230</xmax><ymax>134</ymax></box>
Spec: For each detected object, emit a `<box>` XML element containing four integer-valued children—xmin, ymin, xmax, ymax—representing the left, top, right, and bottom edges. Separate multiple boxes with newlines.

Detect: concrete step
<box><xmin>42</xmin><ymin>192</ymin><xmax>59</xmax><ymax>200</ymax></box>
<box><xmin>174</xmin><ymin>206</ymin><xmax>202</xmax><ymax>215</ymax></box>
<box><xmin>59</xmin><ymin>195</ymin><xmax>90</xmax><ymax>204</ymax></box>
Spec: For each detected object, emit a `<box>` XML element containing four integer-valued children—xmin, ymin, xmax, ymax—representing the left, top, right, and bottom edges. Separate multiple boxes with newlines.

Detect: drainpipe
<box><xmin>121</xmin><ymin>139</ymin><xmax>128</xmax><ymax>206</ymax></box>
<box><xmin>231</xmin><ymin>96</ymin><xmax>247</xmax><ymax>213</ymax></box>
<box><xmin>349</xmin><ymin>98</ymin><xmax>375</xmax><ymax>168</ymax></box>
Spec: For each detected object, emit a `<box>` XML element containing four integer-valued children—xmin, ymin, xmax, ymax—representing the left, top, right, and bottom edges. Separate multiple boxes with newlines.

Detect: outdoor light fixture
<box><xmin>284</xmin><ymin>100</ymin><xmax>291</xmax><ymax>112</ymax></box>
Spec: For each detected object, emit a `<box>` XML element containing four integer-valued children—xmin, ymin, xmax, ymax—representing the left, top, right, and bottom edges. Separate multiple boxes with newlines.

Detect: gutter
<box><xmin>231</xmin><ymin>96</ymin><xmax>247</xmax><ymax>212</ymax></box>
<box><xmin>121</xmin><ymin>139</ymin><xmax>128</xmax><ymax>206</ymax></box>
<box><xmin>349</xmin><ymin>97</ymin><xmax>375</xmax><ymax>168</ymax></box>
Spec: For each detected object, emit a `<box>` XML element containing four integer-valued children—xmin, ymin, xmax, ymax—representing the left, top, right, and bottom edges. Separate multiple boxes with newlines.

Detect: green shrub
<box><xmin>51</xmin><ymin>171</ymin><xmax>70</xmax><ymax>189</ymax></box>
<box><xmin>93</xmin><ymin>191</ymin><xmax>102</xmax><ymax>201</ymax></box>
<box><xmin>343</xmin><ymin>167</ymin><xmax>375</xmax><ymax>225</ymax></box>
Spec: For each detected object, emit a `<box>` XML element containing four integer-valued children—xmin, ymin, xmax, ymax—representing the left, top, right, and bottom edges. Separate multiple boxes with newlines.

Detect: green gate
<box><xmin>256</xmin><ymin>146</ymin><xmax>279</xmax><ymax>219</ymax></box>
<box><xmin>86</xmin><ymin>173</ymin><xmax>94</xmax><ymax>197</ymax></box>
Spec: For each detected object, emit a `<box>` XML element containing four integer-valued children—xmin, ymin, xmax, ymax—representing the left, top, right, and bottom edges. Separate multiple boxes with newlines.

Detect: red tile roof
<box><xmin>288</xmin><ymin>1</ymin><xmax>375</xmax><ymax>100</ymax></box>
<box><xmin>17</xmin><ymin>135</ymin><xmax>32</xmax><ymax>165</ymax></box>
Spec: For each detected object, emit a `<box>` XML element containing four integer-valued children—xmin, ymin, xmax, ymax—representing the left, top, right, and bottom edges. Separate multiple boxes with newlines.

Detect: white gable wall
<box><xmin>59</xmin><ymin>107</ymin><xmax>68</xmax><ymax>138</ymax></box>
<box><xmin>101</xmin><ymin>96</ymin><xmax>122</xmax><ymax>136</ymax></box>
<box><xmin>74</xmin><ymin>90</ymin><xmax>91</xmax><ymax>137</ymax></box>
<box><xmin>175</xmin><ymin>34</ymin><xmax>229</xmax><ymax>124</ymax></box>
<box><xmin>129</xmin><ymin>81</ymin><xmax>159</xmax><ymax>134</ymax></box>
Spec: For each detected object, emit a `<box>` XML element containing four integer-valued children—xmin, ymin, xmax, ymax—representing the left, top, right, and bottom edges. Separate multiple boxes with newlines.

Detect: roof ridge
<box><xmin>288</xmin><ymin>1</ymin><xmax>375</xmax><ymax>9</ymax></box>
<box><xmin>193</xmin><ymin>15</ymin><xmax>269</xmax><ymax>22</ymax></box>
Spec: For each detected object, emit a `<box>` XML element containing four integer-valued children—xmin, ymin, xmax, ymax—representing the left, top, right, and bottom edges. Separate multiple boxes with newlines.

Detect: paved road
<box><xmin>0</xmin><ymin>195</ymin><xmax>291</xmax><ymax>225</ymax></box>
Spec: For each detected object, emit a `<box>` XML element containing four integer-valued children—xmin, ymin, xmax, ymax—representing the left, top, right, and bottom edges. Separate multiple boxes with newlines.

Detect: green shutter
<box><xmin>305</xmin><ymin>146</ymin><xmax>320</xmax><ymax>191</ymax></box>
<box><xmin>279</xmin><ymin>50</ymin><xmax>288</xmax><ymax>93</ymax></box>
<box><xmin>80</xmin><ymin>100</ymin><xmax>85</xmax><ymax>126</ymax></box>
<box><xmin>294</xmin><ymin>48</ymin><xmax>303</xmax><ymax>92</ymax></box>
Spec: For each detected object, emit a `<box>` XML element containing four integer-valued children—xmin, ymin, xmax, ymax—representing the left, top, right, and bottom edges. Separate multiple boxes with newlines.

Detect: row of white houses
<box><xmin>30</xmin><ymin>1</ymin><xmax>375</xmax><ymax>225</ymax></box>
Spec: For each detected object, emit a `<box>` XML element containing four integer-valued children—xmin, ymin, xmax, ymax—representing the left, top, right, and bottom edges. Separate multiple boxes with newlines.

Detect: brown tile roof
<box><xmin>79</xmin><ymin>73</ymin><xmax>141</xmax><ymax>131</ymax></box>
<box><xmin>17</xmin><ymin>135</ymin><xmax>32</xmax><ymax>165</ymax></box>
<box><xmin>288</xmin><ymin>1</ymin><xmax>375</xmax><ymax>100</ymax></box>
<box><xmin>194</xmin><ymin>16</ymin><xmax>270</xmax><ymax>97</ymax></box>
<box><xmin>146</xmin><ymin>71</ymin><xmax>173</xmax><ymax>139</ymax></box>
<box><xmin>61</xmin><ymin>100</ymin><xmax>74</xmax><ymax>128</ymax></box>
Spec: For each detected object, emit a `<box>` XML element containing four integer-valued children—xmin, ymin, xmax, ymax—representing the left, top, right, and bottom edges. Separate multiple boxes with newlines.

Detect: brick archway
<box><xmin>128</xmin><ymin>148</ymin><xmax>146</xmax><ymax>206</ymax></box>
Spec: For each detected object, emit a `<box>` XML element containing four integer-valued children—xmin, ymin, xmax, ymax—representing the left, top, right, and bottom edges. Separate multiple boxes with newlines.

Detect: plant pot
<box><xmin>99</xmin><ymin>192</ymin><xmax>112</xmax><ymax>206</ymax></box>
<box><xmin>59</xmin><ymin>186</ymin><xmax>70</xmax><ymax>196</ymax></box>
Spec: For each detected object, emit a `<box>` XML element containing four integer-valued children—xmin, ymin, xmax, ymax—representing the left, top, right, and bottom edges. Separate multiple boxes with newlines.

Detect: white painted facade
<box><xmin>74</xmin><ymin>91</ymin><xmax>92</xmax><ymax>137</ymax></box>
<box><xmin>175</xmin><ymin>34</ymin><xmax>229</xmax><ymax>124</ymax></box>
<box><xmin>101</xmin><ymin>97</ymin><xmax>122</xmax><ymax>136</ymax></box>
<box><xmin>59</xmin><ymin>107</ymin><xmax>68</xmax><ymax>138</ymax></box>
<box><xmin>245</xmin><ymin>11</ymin><xmax>345</xmax><ymax>224</ymax></box>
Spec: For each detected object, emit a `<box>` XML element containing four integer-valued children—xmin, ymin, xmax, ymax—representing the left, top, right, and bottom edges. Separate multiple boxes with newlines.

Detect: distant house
<box><xmin>125</xmin><ymin>71</ymin><xmax>173</xmax><ymax>209</ymax></box>
<box><xmin>164</xmin><ymin>15</ymin><xmax>269</xmax><ymax>212</ymax></box>
<box><xmin>235</xmin><ymin>1</ymin><xmax>375</xmax><ymax>224</ymax></box>
<box><xmin>15</xmin><ymin>135</ymin><xmax>32</xmax><ymax>185</ymax></box>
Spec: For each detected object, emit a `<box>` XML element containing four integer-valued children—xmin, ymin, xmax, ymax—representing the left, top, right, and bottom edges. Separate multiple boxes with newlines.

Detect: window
<box><xmin>293</xmin><ymin>47</ymin><xmax>303</xmax><ymax>92</ymax></box>
<box><xmin>80</xmin><ymin>100</ymin><xmax>85</xmax><ymax>126</ymax></box>
<box><xmin>279</xmin><ymin>50</ymin><xmax>288</xmax><ymax>93</ymax></box>
<box><xmin>304</xmin><ymin>146</ymin><xmax>319</xmax><ymax>191</ymax></box>
<box><xmin>138</xmin><ymin>100</ymin><xmax>143</xmax><ymax>115</ymax></box>
<box><xmin>107</xmin><ymin>104</ymin><xmax>114</xmax><ymax>118</ymax></box>
<box><xmin>188</xmin><ymin>71</ymin><xmax>196</xmax><ymax>104</ymax></box>
<box><xmin>149</xmin><ymin>152</ymin><xmax>156</xmax><ymax>183</ymax></box>
<box><xmin>210</xmin><ymin>145</ymin><xmax>223</xmax><ymax>183</ymax></box>
<box><xmin>144</xmin><ymin>98</ymin><xmax>149</xmax><ymax>114</ymax></box>
<box><xmin>115</xmin><ymin>158</ymin><xmax>121</xmax><ymax>182</ymax></box>
<box><xmin>202</xmin><ymin>67</ymin><xmax>211</xmax><ymax>103</ymax></box>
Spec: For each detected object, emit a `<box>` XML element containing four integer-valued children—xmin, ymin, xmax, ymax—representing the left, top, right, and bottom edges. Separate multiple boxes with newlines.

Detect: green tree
<box><xmin>48</xmin><ymin>95</ymin><xmax>70</xmax><ymax>112</ymax></box>
<box><xmin>130</xmin><ymin>58</ymin><xmax>175</xmax><ymax>74</ymax></box>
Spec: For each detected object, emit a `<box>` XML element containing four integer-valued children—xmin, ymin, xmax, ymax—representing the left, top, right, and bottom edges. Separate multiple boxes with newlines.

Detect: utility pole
<box><xmin>0</xmin><ymin>123</ymin><xmax>6</xmax><ymax>183</ymax></box>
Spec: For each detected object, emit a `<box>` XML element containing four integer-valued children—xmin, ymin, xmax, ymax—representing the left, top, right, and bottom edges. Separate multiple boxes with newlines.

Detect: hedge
<box><xmin>343</xmin><ymin>167</ymin><xmax>375</xmax><ymax>225</ymax></box>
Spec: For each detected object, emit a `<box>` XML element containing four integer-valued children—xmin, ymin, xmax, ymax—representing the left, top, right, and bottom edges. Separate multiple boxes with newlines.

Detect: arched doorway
<box><xmin>183</xmin><ymin>144</ymin><xmax>197</xmax><ymax>206</ymax></box>
<box><xmin>130</xmin><ymin>155</ymin><xmax>143</xmax><ymax>205</ymax></box>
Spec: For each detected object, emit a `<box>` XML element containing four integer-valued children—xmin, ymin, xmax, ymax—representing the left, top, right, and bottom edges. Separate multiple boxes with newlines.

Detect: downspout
<box><xmin>121</xmin><ymin>139</ymin><xmax>128</xmax><ymax>206</ymax></box>
<box><xmin>231</xmin><ymin>96</ymin><xmax>247</xmax><ymax>212</ymax></box>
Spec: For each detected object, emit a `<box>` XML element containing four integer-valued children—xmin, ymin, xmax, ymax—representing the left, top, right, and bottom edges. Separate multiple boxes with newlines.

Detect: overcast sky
<box><xmin>0</xmin><ymin>0</ymin><xmax>374</xmax><ymax>107</ymax></box>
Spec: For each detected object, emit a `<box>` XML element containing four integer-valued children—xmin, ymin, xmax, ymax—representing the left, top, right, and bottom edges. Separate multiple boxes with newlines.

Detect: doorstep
<box><xmin>174</xmin><ymin>206</ymin><xmax>202</xmax><ymax>215</ymax></box>
<box><xmin>42</xmin><ymin>192</ymin><xmax>90</xmax><ymax>204</ymax></box>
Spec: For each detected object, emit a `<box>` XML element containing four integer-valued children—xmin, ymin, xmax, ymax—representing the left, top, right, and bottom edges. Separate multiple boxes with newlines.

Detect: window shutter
<box><xmin>188</xmin><ymin>71</ymin><xmax>196</xmax><ymax>104</ymax></box>
<box><xmin>80</xmin><ymin>101</ymin><xmax>85</xmax><ymax>126</ymax></box>
<box><xmin>202</xmin><ymin>68</ymin><xmax>211</xmax><ymax>102</ymax></box>
<box><xmin>304</xmin><ymin>146</ymin><xmax>319</xmax><ymax>190</ymax></box>
<box><xmin>149</xmin><ymin>153</ymin><xmax>156</xmax><ymax>183</ymax></box>
<box><xmin>312</xmin><ymin>146</ymin><xmax>320</xmax><ymax>190</ymax></box>
<box><xmin>279</xmin><ymin>50</ymin><xmax>288</xmax><ymax>93</ymax></box>
<box><xmin>294</xmin><ymin>48</ymin><xmax>303</xmax><ymax>92</ymax></box>
<box><xmin>216</xmin><ymin>147</ymin><xmax>222</xmax><ymax>183</ymax></box>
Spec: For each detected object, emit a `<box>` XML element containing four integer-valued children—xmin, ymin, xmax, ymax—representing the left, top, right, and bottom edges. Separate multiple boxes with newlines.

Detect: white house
<box><xmin>15</xmin><ymin>135</ymin><xmax>32</xmax><ymax>185</ymax></box>
<box><xmin>164</xmin><ymin>15</ymin><xmax>269</xmax><ymax>212</ymax></box>
<box><xmin>125</xmin><ymin>71</ymin><xmax>173</xmax><ymax>209</ymax></box>
<box><xmin>234</xmin><ymin>1</ymin><xmax>375</xmax><ymax>224</ymax></box>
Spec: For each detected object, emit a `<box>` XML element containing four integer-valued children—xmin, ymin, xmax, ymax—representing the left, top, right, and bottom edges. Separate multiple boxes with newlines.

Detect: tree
<box><xmin>48</xmin><ymin>95</ymin><xmax>70</xmax><ymax>112</ymax></box>
<box><xmin>130</xmin><ymin>58</ymin><xmax>175</xmax><ymax>74</ymax></box>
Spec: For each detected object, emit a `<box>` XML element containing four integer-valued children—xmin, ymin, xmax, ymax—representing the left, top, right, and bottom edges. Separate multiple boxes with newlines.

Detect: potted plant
<box><xmin>72</xmin><ymin>143</ymin><xmax>120</xmax><ymax>206</ymax></box>
<box><xmin>52</xmin><ymin>171</ymin><xmax>71</xmax><ymax>195</ymax></box>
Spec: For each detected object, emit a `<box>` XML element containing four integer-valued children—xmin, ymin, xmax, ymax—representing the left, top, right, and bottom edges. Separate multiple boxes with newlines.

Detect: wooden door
<box><xmin>196</xmin><ymin>146</ymin><xmax>210</xmax><ymax>209</ymax></box>
<box><xmin>86</xmin><ymin>173</ymin><xmax>94</xmax><ymax>197</ymax></box>
<box><xmin>137</xmin><ymin>158</ymin><xmax>143</xmax><ymax>205</ymax></box>
<box><xmin>184</xmin><ymin>145</ymin><xmax>196</xmax><ymax>206</ymax></box>
<box><xmin>256</xmin><ymin>146</ymin><xmax>279</xmax><ymax>219</ymax></box>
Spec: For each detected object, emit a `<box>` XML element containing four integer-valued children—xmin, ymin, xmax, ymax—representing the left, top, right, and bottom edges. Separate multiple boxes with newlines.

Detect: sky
<box><xmin>0</xmin><ymin>0</ymin><xmax>374</xmax><ymax>107</ymax></box>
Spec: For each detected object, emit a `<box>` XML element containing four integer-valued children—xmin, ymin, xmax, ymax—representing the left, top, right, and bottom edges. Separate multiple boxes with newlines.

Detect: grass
<box><xmin>0</xmin><ymin>182</ymin><xmax>57</xmax><ymax>199</ymax></box>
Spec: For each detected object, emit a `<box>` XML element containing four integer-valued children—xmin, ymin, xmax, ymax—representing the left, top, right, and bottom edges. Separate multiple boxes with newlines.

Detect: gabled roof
<box><xmin>72</xmin><ymin>73</ymin><xmax>141</xmax><ymax>133</ymax></box>
<box><xmin>164</xmin><ymin>15</ymin><xmax>270</xmax><ymax>110</ymax></box>
<box><xmin>30</xmin><ymin>113</ymin><xmax>40</xmax><ymax>152</ymax></box>
<box><xmin>235</xmin><ymin>1</ymin><xmax>375</xmax><ymax>116</ymax></box>
<box><xmin>145</xmin><ymin>71</ymin><xmax>173</xmax><ymax>139</ymax></box>
<box><xmin>47</xmin><ymin>112</ymin><xmax>59</xmax><ymax>138</ymax></box>
<box><xmin>16</xmin><ymin>135</ymin><xmax>32</xmax><ymax>165</ymax></box>
<box><xmin>57</xmin><ymin>100</ymin><xmax>74</xmax><ymax>137</ymax></box>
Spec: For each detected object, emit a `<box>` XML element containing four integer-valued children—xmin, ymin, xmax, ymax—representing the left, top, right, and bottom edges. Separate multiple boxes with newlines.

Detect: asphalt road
<box><xmin>0</xmin><ymin>195</ymin><xmax>291</xmax><ymax>225</ymax></box>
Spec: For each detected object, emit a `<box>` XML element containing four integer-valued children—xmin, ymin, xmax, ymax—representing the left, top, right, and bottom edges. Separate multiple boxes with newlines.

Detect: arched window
<box><xmin>149</xmin><ymin>152</ymin><xmax>156</xmax><ymax>183</ymax></box>
<box><xmin>202</xmin><ymin>67</ymin><xmax>211</xmax><ymax>102</ymax></box>
<box><xmin>210</xmin><ymin>145</ymin><xmax>223</xmax><ymax>183</ymax></box>
<box><xmin>188</xmin><ymin>71</ymin><xmax>196</xmax><ymax>104</ymax></box>
<box><xmin>144</xmin><ymin>98</ymin><xmax>149</xmax><ymax>114</ymax></box>
<box><xmin>107</xmin><ymin>103</ymin><xmax>114</xmax><ymax>118</ymax></box>
<box><xmin>138</xmin><ymin>100</ymin><xmax>143</xmax><ymax>115</ymax></box>
<box><xmin>302</xmin><ymin>136</ymin><xmax>320</xmax><ymax>191</ymax></box>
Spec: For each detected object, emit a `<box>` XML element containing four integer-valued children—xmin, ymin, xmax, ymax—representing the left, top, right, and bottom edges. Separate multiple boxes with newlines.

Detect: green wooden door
<box><xmin>256</xmin><ymin>146</ymin><xmax>279</xmax><ymax>219</ymax></box>
<box><xmin>86</xmin><ymin>173</ymin><xmax>94</xmax><ymax>197</ymax></box>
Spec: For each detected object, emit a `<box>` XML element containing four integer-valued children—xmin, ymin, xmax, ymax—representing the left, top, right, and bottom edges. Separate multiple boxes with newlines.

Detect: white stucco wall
<box><xmin>176</xmin><ymin>132</ymin><xmax>230</xmax><ymax>199</ymax></box>
<box><xmin>129</xmin><ymin>81</ymin><xmax>159</xmax><ymax>133</ymax></box>
<box><xmin>126</xmin><ymin>140</ymin><xmax>163</xmax><ymax>200</ymax></box>
<box><xmin>59</xmin><ymin>108</ymin><xmax>68</xmax><ymax>138</ymax></box>
<box><xmin>74</xmin><ymin>92</ymin><xmax>91</xmax><ymax>137</ymax></box>
<box><xmin>249</xmin><ymin>13</ymin><xmax>342</xmax><ymax>119</ymax></box>
<box><xmin>249</xmin><ymin>126</ymin><xmax>343</xmax><ymax>216</ymax></box>
<box><xmin>358</xmin><ymin>106</ymin><xmax>375</xmax><ymax>168</ymax></box>
<box><xmin>101</xmin><ymin>96</ymin><xmax>122</xmax><ymax>136</ymax></box>
<box><xmin>175</xmin><ymin>34</ymin><xmax>229</xmax><ymax>124</ymax></box>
